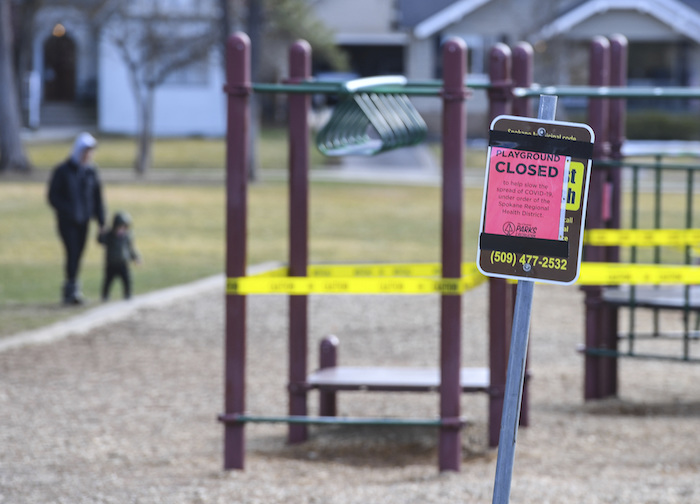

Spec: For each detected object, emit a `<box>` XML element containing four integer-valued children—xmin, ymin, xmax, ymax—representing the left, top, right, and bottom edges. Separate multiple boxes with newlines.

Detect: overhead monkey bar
<box><xmin>315</xmin><ymin>76</ymin><xmax>428</xmax><ymax>156</ymax></box>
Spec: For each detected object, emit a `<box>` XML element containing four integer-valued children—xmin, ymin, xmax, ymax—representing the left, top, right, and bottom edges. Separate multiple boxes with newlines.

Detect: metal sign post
<box><xmin>491</xmin><ymin>279</ymin><xmax>534</xmax><ymax>504</ymax></box>
<box><xmin>486</xmin><ymin>95</ymin><xmax>593</xmax><ymax>504</ymax></box>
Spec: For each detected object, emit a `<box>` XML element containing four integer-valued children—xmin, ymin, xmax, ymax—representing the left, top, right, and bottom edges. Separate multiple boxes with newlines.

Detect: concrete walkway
<box><xmin>0</xmin><ymin>263</ymin><xmax>281</xmax><ymax>353</ymax></box>
<box><xmin>4</xmin><ymin>141</ymin><xmax>457</xmax><ymax>352</ymax></box>
<box><xmin>0</xmin><ymin>275</ymin><xmax>223</xmax><ymax>353</ymax></box>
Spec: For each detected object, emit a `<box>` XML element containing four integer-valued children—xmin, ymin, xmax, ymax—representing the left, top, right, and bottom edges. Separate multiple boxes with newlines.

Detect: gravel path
<box><xmin>1</xmin><ymin>281</ymin><xmax>700</xmax><ymax>503</ymax></box>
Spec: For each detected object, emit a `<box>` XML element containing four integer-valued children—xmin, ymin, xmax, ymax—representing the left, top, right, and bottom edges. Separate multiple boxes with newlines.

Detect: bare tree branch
<box><xmin>105</xmin><ymin>3</ymin><xmax>220</xmax><ymax>174</ymax></box>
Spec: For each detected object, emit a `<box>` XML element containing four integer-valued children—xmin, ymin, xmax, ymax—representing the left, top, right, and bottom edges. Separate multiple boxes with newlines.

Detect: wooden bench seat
<box><xmin>602</xmin><ymin>285</ymin><xmax>700</xmax><ymax>310</ymax></box>
<box><xmin>307</xmin><ymin>366</ymin><xmax>490</xmax><ymax>393</ymax></box>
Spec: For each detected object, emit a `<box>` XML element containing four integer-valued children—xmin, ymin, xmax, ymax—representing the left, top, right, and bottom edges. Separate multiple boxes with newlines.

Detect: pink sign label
<box><xmin>484</xmin><ymin>148</ymin><xmax>568</xmax><ymax>240</ymax></box>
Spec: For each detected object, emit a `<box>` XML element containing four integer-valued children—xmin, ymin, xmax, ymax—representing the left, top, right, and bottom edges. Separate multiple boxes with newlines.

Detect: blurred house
<box><xmin>19</xmin><ymin>0</ymin><xmax>700</xmax><ymax>137</ymax></box>
<box><xmin>22</xmin><ymin>0</ymin><xmax>224</xmax><ymax>136</ymax></box>
<box><xmin>315</xmin><ymin>0</ymin><xmax>700</xmax><ymax>134</ymax></box>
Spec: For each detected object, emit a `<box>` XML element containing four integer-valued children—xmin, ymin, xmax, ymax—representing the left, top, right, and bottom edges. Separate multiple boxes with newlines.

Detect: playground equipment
<box><xmin>220</xmin><ymin>33</ymin><xmax>522</xmax><ymax>474</ymax></box>
<box><xmin>573</xmin><ymin>36</ymin><xmax>700</xmax><ymax>398</ymax></box>
<box><xmin>220</xmin><ymin>31</ymin><xmax>700</xmax><ymax>473</ymax></box>
<box><xmin>488</xmin><ymin>35</ymin><xmax>700</xmax><ymax>400</ymax></box>
<box><xmin>521</xmin><ymin>36</ymin><xmax>700</xmax><ymax>396</ymax></box>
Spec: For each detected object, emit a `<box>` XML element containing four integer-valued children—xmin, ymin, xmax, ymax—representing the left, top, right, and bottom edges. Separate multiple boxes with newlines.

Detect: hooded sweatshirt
<box><xmin>70</xmin><ymin>132</ymin><xmax>98</xmax><ymax>163</ymax></box>
<box><xmin>48</xmin><ymin>132</ymin><xmax>105</xmax><ymax>226</ymax></box>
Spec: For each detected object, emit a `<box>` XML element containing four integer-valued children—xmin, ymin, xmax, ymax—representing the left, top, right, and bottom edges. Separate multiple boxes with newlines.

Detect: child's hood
<box><xmin>112</xmin><ymin>211</ymin><xmax>132</xmax><ymax>229</ymax></box>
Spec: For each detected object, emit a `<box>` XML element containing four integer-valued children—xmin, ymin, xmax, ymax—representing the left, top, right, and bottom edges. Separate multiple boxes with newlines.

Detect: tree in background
<box><xmin>262</xmin><ymin>0</ymin><xmax>347</xmax><ymax>72</ymax></box>
<box><xmin>0</xmin><ymin>0</ymin><xmax>30</xmax><ymax>173</ymax></box>
<box><xmin>222</xmin><ymin>0</ymin><xmax>347</xmax><ymax>76</ymax></box>
<box><xmin>1</xmin><ymin>0</ymin><xmax>346</xmax><ymax>176</ymax></box>
<box><xmin>110</xmin><ymin>0</ymin><xmax>346</xmax><ymax>175</ymax></box>
<box><xmin>105</xmin><ymin>2</ymin><xmax>220</xmax><ymax>175</ymax></box>
<box><xmin>2</xmin><ymin>0</ymin><xmax>113</xmax><ymax>174</ymax></box>
<box><xmin>220</xmin><ymin>0</ymin><xmax>347</xmax><ymax>180</ymax></box>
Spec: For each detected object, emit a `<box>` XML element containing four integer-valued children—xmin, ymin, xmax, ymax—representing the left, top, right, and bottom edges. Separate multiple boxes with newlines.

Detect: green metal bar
<box><xmin>252</xmin><ymin>82</ymin><xmax>344</xmax><ymax>94</ymax></box>
<box><xmin>686</xmin><ymin>169</ymin><xmax>694</xmax><ymax>264</ymax></box>
<box><xmin>223</xmin><ymin>414</ymin><xmax>445</xmax><ymax>427</ymax></box>
<box><xmin>584</xmin><ymin>347</ymin><xmax>700</xmax><ymax>363</ymax></box>
<box><xmin>252</xmin><ymin>81</ymin><xmax>700</xmax><ymax>99</ymax></box>
<box><xmin>251</xmin><ymin>82</ymin><xmax>452</xmax><ymax>96</ymax></box>
<box><xmin>514</xmin><ymin>85</ymin><xmax>700</xmax><ymax>99</ymax></box>
<box><xmin>684</xmin><ymin>168</ymin><xmax>695</xmax><ymax>359</ymax></box>
<box><xmin>596</xmin><ymin>160</ymin><xmax>700</xmax><ymax>172</ymax></box>
<box><xmin>608</xmin><ymin>158</ymin><xmax>700</xmax><ymax>362</ymax></box>
<box><xmin>628</xmin><ymin>165</ymin><xmax>640</xmax><ymax>356</ymax></box>
<box><xmin>621</xmin><ymin>331</ymin><xmax>700</xmax><ymax>341</ymax></box>
<box><xmin>654</xmin><ymin>156</ymin><xmax>663</xmax><ymax>265</ymax></box>
<box><xmin>653</xmin><ymin>156</ymin><xmax>662</xmax><ymax>337</ymax></box>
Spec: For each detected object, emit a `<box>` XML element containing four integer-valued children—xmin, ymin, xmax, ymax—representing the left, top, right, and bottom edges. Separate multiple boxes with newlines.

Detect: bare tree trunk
<box><xmin>134</xmin><ymin>86</ymin><xmax>154</xmax><ymax>175</ymax></box>
<box><xmin>0</xmin><ymin>0</ymin><xmax>30</xmax><ymax>173</ymax></box>
<box><xmin>220</xmin><ymin>0</ymin><xmax>232</xmax><ymax>63</ymax></box>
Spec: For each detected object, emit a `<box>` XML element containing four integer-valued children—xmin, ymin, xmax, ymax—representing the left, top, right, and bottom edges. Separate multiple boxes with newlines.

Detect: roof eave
<box><xmin>413</xmin><ymin>0</ymin><xmax>491</xmax><ymax>39</ymax></box>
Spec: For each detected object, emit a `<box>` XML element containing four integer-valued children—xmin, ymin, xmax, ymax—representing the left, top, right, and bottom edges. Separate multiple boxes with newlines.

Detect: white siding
<box><xmin>314</xmin><ymin>0</ymin><xmax>396</xmax><ymax>34</ymax></box>
<box><xmin>98</xmin><ymin>36</ymin><xmax>226</xmax><ymax>137</ymax></box>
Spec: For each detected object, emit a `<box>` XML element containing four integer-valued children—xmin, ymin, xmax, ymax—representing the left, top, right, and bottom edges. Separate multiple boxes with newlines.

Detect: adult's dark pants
<box><xmin>57</xmin><ymin>216</ymin><xmax>89</xmax><ymax>284</ymax></box>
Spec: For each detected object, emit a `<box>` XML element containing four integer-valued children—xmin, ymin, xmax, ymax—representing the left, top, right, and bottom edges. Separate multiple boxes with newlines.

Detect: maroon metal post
<box><xmin>287</xmin><ymin>40</ymin><xmax>312</xmax><ymax>444</ymax></box>
<box><xmin>597</xmin><ymin>34</ymin><xmax>628</xmax><ymax>399</ymax></box>
<box><xmin>224</xmin><ymin>32</ymin><xmax>251</xmax><ymax>470</ymax></box>
<box><xmin>608</xmin><ymin>34</ymin><xmax>628</xmax><ymax>263</ymax></box>
<box><xmin>439</xmin><ymin>37</ymin><xmax>467</xmax><ymax>472</ymax></box>
<box><xmin>488</xmin><ymin>43</ymin><xmax>513</xmax><ymax>119</ymax></box>
<box><xmin>510</xmin><ymin>41</ymin><xmax>534</xmax><ymax>429</ymax></box>
<box><xmin>319</xmin><ymin>336</ymin><xmax>339</xmax><ymax>416</ymax></box>
<box><xmin>584</xmin><ymin>36</ymin><xmax>616</xmax><ymax>400</ymax></box>
<box><xmin>486</xmin><ymin>42</ymin><xmax>514</xmax><ymax>448</ymax></box>
<box><xmin>586</xmin><ymin>36</ymin><xmax>611</xmax><ymax>238</ymax></box>
<box><xmin>512</xmin><ymin>42</ymin><xmax>534</xmax><ymax>118</ymax></box>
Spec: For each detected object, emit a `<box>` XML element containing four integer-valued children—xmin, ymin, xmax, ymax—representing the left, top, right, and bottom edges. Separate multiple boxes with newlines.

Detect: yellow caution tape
<box><xmin>578</xmin><ymin>262</ymin><xmax>700</xmax><ymax>285</ymax></box>
<box><xmin>227</xmin><ymin>262</ymin><xmax>486</xmax><ymax>295</ymax></box>
<box><xmin>228</xmin><ymin>260</ymin><xmax>700</xmax><ymax>294</ymax></box>
<box><xmin>585</xmin><ymin>229</ymin><xmax>700</xmax><ymax>247</ymax></box>
<box><xmin>308</xmin><ymin>263</ymin><xmax>445</xmax><ymax>278</ymax></box>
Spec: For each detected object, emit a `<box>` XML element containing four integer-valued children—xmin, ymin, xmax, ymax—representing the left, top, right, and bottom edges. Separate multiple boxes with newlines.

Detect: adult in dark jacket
<box><xmin>48</xmin><ymin>132</ymin><xmax>105</xmax><ymax>304</ymax></box>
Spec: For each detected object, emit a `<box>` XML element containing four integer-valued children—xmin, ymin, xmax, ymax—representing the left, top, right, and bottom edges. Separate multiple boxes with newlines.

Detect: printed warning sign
<box><xmin>477</xmin><ymin>116</ymin><xmax>594</xmax><ymax>285</ymax></box>
<box><xmin>483</xmin><ymin>147</ymin><xmax>569</xmax><ymax>241</ymax></box>
<box><xmin>565</xmin><ymin>161</ymin><xmax>584</xmax><ymax>211</ymax></box>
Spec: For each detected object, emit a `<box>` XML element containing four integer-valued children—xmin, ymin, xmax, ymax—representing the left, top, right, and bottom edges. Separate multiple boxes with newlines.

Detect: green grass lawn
<box><xmin>8</xmin><ymin>131</ymin><xmax>698</xmax><ymax>338</ymax></box>
<box><xmin>25</xmin><ymin>129</ymin><xmax>489</xmax><ymax>172</ymax></box>
<box><xmin>24</xmin><ymin>128</ymin><xmax>333</xmax><ymax>172</ymax></box>
<box><xmin>2</xmin><ymin>130</ymin><xmax>491</xmax><ymax>336</ymax></box>
<box><xmin>0</xmin><ymin>177</ymin><xmax>485</xmax><ymax>337</ymax></box>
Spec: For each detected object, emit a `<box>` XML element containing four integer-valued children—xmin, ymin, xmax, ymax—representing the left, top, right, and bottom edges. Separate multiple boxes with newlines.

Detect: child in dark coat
<box><xmin>98</xmin><ymin>211</ymin><xmax>141</xmax><ymax>300</ymax></box>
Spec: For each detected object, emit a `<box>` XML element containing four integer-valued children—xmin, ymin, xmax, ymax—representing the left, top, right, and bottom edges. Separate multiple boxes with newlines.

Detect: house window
<box><xmin>628</xmin><ymin>42</ymin><xmax>687</xmax><ymax>86</ymax></box>
<box><xmin>133</xmin><ymin>0</ymin><xmax>216</xmax><ymax>16</ymax></box>
<box><xmin>439</xmin><ymin>34</ymin><xmax>488</xmax><ymax>81</ymax></box>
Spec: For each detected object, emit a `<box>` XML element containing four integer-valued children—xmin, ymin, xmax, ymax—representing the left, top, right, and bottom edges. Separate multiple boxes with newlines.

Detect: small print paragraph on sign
<box><xmin>484</xmin><ymin>147</ymin><xmax>568</xmax><ymax>241</ymax></box>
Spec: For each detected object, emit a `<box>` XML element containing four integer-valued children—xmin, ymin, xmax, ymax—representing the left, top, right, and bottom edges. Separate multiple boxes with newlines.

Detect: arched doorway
<box><xmin>43</xmin><ymin>29</ymin><xmax>76</xmax><ymax>102</ymax></box>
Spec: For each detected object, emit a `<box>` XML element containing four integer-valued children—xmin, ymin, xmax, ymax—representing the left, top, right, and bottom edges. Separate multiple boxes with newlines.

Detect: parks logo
<box><xmin>503</xmin><ymin>221</ymin><xmax>537</xmax><ymax>237</ymax></box>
